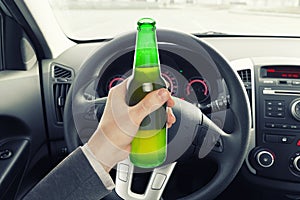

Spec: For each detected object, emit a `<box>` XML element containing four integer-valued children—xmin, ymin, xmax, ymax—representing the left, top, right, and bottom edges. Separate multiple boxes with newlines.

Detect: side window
<box><xmin>0</xmin><ymin>9</ymin><xmax>36</xmax><ymax>71</ymax></box>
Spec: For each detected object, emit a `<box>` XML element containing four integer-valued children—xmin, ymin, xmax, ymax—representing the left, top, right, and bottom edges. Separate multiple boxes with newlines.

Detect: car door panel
<box><xmin>0</xmin><ymin>9</ymin><xmax>51</xmax><ymax>199</ymax></box>
<box><xmin>0</xmin><ymin>139</ymin><xmax>29</xmax><ymax>200</ymax></box>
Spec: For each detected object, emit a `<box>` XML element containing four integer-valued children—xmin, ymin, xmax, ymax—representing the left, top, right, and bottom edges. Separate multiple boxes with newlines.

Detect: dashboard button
<box><xmin>266</xmin><ymin>112</ymin><xmax>284</xmax><ymax>118</ymax></box>
<box><xmin>151</xmin><ymin>173</ymin><xmax>167</xmax><ymax>190</ymax></box>
<box><xmin>292</xmin><ymin>155</ymin><xmax>300</xmax><ymax>172</ymax></box>
<box><xmin>263</xmin><ymin>80</ymin><xmax>275</xmax><ymax>84</ymax></box>
<box><xmin>279</xmin><ymin>136</ymin><xmax>295</xmax><ymax>144</ymax></box>
<box><xmin>265</xmin><ymin>100</ymin><xmax>285</xmax><ymax>107</ymax></box>
<box><xmin>266</xmin><ymin>106</ymin><xmax>273</xmax><ymax>111</ymax></box>
<box><xmin>289</xmin><ymin>125</ymin><xmax>299</xmax><ymax>129</ymax></box>
<box><xmin>292</xmin><ymin>81</ymin><xmax>300</xmax><ymax>85</ymax></box>
<box><xmin>281</xmin><ymin>137</ymin><xmax>287</xmax><ymax>143</ymax></box>
<box><xmin>266</xmin><ymin>112</ymin><xmax>273</xmax><ymax>117</ymax></box>
<box><xmin>118</xmin><ymin>164</ymin><xmax>129</xmax><ymax>182</ymax></box>
<box><xmin>294</xmin><ymin>157</ymin><xmax>300</xmax><ymax>171</ymax></box>
<box><xmin>277</xmin><ymin>107</ymin><xmax>284</xmax><ymax>111</ymax></box>
<box><xmin>276</xmin><ymin>112</ymin><xmax>284</xmax><ymax>117</ymax></box>
<box><xmin>290</xmin><ymin>153</ymin><xmax>300</xmax><ymax>173</ymax></box>
<box><xmin>277</xmin><ymin>101</ymin><xmax>284</xmax><ymax>106</ymax></box>
<box><xmin>290</xmin><ymin>99</ymin><xmax>300</xmax><ymax>121</ymax></box>
<box><xmin>296</xmin><ymin>105</ymin><xmax>300</xmax><ymax>115</ymax></box>
<box><xmin>281</xmin><ymin>124</ymin><xmax>288</xmax><ymax>129</ymax></box>
<box><xmin>256</xmin><ymin>150</ymin><xmax>274</xmax><ymax>168</ymax></box>
<box><xmin>0</xmin><ymin>150</ymin><xmax>13</xmax><ymax>160</ymax></box>
<box><xmin>265</xmin><ymin>123</ymin><xmax>275</xmax><ymax>128</ymax></box>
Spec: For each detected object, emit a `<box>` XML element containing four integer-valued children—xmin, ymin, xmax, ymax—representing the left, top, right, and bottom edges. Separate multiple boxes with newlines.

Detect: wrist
<box><xmin>85</xmin><ymin>141</ymin><xmax>112</xmax><ymax>173</ymax></box>
<box><xmin>81</xmin><ymin>144</ymin><xmax>115</xmax><ymax>190</ymax></box>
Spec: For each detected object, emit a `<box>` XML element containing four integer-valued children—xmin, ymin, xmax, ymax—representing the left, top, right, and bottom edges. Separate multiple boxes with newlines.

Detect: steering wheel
<box><xmin>64</xmin><ymin>29</ymin><xmax>251</xmax><ymax>200</ymax></box>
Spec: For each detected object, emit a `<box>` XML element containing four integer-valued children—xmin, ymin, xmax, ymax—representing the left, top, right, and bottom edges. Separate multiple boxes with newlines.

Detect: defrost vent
<box><xmin>54</xmin><ymin>65</ymin><xmax>71</xmax><ymax>78</ymax></box>
<box><xmin>52</xmin><ymin>65</ymin><xmax>73</xmax><ymax>81</ymax></box>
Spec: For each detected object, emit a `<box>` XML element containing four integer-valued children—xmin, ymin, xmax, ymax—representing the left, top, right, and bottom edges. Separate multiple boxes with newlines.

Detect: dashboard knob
<box><xmin>256</xmin><ymin>150</ymin><xmax>274</xmax><ymax>168</ymax></box>
<box><xmin>291</xmin><ymin>99</ymin><xmax>300</xmax><ymax>121</ymax></box>
<box><xmin>293</xmin><ymin>156</ymin><xmax>300</xmax><ymax>172</ymax></box>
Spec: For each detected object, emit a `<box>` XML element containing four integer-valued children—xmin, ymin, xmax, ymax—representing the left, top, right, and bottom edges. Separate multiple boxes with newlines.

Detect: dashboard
<box><xmin>41</xmin><ymin>36</ymin><xmax>300</xmax><ymax>198</ymax></box>
<box><xmin>231</xmin><ymin>57</ymin><xmax>300</xmax><ymax>183</ymax></box>
<box><xmin>103</xmin><ymin>49</ymin><xmax>300</xmax><ymax>186</ymax></box>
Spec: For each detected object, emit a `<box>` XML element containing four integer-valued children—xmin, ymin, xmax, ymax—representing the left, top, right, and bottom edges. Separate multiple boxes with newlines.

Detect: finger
<box><xmin>167</xmin><ymin>107</ymin><xmax>176</xmax><ymax>127</ymax></box>
<box><xmin>108</xmin><ymin>78</ymin><xmax>128</xmax><ymax>107</ymax></box>
<box><xmin>131</xmin><ymin>88</ymin><xmax>170</xmax><ymax>124</ymax></box>
<box><xmin>109</xmin><ymin>78</ymin><xmax>141</xmax><ymax>136</ymax></box>
<box><xmin>109</xmin><ymin>78</ymin><xmax>128</xmax><ymax>97</ymax></box>
<box><xmin>167</xmin><ymin>122</ymin><xmax>172</xmax><ymax>128</ymax></box>
<box><xmin>166</xmin><ymin>97</ymin><xmax>175</xmax><ymax>107</ymax></box>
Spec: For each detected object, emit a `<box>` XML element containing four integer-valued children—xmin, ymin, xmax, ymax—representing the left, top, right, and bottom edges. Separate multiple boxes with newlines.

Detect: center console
<box><xmin>246</xmin><ymin>58</ymin><xmax>300</xmax><ymax>183</ymax></box>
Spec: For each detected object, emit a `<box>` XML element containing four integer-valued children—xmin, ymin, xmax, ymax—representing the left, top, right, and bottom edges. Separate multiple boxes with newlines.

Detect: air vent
<box><xmin>238</xmin><ymin>69</ymin><xmax>251</xmax><ymax>86</ymax></box>
<box><xmin>53</xmin><ymin>83</ymin><xmax>71</xmax><ymax>123</ymax></box>
<box><xmin>237</xmin><ymin>69</ymin><xmax>252</xmax><ymax>102</ymax></box>
<box><xmin>53</xmin><ymin>65</ymin><xmax>72</xmax><ymax>79</ymax></box>
<box><xmin>237</xmin><ymin>69</ymin><xmax>253</xmax><ymax>127</ymax></box>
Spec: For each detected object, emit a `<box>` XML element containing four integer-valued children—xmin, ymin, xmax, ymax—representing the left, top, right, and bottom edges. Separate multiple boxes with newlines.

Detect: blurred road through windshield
<box><xmin>49</xmin><ymin>0</ymin><xmax>300</xmax><ymax>40</ymax></box>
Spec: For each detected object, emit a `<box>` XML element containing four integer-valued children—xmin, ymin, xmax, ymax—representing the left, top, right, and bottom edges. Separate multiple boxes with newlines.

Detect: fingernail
<box><xmin>158</xmin><ymin>89</ymin><xmax>168</xmax><ymax>101</ymax></box>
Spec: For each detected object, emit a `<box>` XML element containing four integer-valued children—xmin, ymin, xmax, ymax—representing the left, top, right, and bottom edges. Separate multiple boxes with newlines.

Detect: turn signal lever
<box><xmin>200</xmin><ymin>95</ymin><xmax>230</xmax><ymax>114</ymax></box>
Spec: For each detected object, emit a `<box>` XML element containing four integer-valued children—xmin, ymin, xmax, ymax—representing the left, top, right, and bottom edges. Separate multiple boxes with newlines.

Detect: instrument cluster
<box><xmin>97</xmin><ymin>50</ymin><xmax>212</xmax><ymax>106</ymax></box>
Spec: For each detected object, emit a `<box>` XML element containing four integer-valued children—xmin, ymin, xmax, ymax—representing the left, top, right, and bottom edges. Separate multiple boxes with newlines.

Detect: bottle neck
<box><xmin>133</xmin><ymin>27</ymin><xmax>160</xmax><ymax>80</ymax></box>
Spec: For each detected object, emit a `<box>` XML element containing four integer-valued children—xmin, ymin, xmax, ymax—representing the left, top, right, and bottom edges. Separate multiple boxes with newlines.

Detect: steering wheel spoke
<box><xmin>78</xmin><ymin>96</ymin><xmax>107</xmax><ymax>119</ymax></box>
<box><xmin>115</xmin><ymin>159</ymin><xmax>176</xmax><ymax>200</ymax></box>
<box><xmin>206</xmin><ymin>132</ymin><xmax>234</xmax><ymax>164</ymax></box>
<box><xmin>70</xmin><ymin>95</ymin><xmax>107</xmax><ymax>144</ymax></box>
<box><xmin>197</xmin><ymin>112</ymin><xmax>243</xmax><ymax>163</ymax></box>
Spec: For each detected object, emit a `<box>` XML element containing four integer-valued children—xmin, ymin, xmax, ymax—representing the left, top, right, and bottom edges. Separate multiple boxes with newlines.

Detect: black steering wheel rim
<box><xmin>64</xmin><ymin>29</ymin><xmax>251</xmax><ymax>200</ymax></box>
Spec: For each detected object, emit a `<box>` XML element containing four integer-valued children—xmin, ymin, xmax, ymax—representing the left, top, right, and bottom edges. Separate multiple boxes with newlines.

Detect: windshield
<box><xmin>49</xmin><ymin>0</ymin><xmax>300</xmax><ymax>40</ymax></box>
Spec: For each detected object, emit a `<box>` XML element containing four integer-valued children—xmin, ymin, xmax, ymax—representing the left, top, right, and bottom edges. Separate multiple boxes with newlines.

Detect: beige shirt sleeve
<box><xmin>80</xmin><ymin>144</ymin><xmax>115</xmax><ymax>190</ymax></box>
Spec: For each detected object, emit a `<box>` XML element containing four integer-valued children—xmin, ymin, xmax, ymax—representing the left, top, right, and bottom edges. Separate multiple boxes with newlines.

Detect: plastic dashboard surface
<box><xmin>42</xmin><ymin>36</ymin><xmax>300</xmax><ymax>192</ymax></box>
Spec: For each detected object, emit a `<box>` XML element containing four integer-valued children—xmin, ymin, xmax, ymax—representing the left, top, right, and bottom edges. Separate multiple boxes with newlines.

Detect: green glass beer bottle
<box><xmin>126</xmin><ymin>18</ymin><xmax>167</xmax><ymax>168</ymax></box>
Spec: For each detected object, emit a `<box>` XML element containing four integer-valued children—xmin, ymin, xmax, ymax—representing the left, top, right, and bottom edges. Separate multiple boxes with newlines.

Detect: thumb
<box><xmin>131</xmin><ymin>88</ymin><xmax>169</xmax><ymax>124</ymax></box>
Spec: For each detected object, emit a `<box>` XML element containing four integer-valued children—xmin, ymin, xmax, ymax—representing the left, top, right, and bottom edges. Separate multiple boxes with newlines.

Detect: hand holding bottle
<box><xmin>87</xmin><ymin>79</ymin><xmax>175</xmax><ymax>172</ymax></box>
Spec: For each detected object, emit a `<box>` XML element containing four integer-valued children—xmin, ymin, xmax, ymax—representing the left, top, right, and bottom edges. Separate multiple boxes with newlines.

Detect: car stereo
<box><xmin>249</xmin><ymin>65</ymin><xmax>300</xmax><ymax>182</ymax></box>
<box><xmin>261</xmin><ymin>65</ymin><xmax>300</xmax><ymax>79</ymax></box>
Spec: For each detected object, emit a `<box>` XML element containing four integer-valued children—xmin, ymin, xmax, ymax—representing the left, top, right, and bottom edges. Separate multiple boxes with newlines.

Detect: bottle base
<box><xmin>130</xmin><ymin>151</ymin><xmax>166</xmax><ymax>168</ymax></box>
